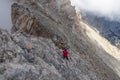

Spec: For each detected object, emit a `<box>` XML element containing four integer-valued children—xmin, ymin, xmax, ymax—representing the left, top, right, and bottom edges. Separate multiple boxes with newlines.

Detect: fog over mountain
<box><xmin>70</xmin><ymin>0</ymin><xmax>120</xmax><ymax>46</ymax></box>
<box><xmin>0</xmin><ymin>0</ymin><xmax>13</xmax><ymax>31</ymax></box>
<box><xmin>70</xmin><ymin>0</ymin><xmax>120</xmax><ymax>21</ymax></box>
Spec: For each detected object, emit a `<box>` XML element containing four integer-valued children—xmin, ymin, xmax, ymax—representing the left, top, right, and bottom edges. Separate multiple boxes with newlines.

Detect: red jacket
<box><xmin>63</xmin><ymin>50</ymin><xmax>69</xmax><ymax>57</ymax></box>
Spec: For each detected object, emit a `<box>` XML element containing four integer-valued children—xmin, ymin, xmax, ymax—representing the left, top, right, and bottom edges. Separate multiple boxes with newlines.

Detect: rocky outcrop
<box><xmin>0</xmin><ymin>0</ymin><xmax>119</xmax><ymax>80</ymax></box>
<box><xmin>12</xmin><ymin>1</ymin><xmax>75</xmax><ymax>48</ymax></box>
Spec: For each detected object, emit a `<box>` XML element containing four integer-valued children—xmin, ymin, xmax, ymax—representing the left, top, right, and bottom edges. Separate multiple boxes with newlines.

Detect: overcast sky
<box><xmin>70</xmin><ymin>0</ymin><xmax>120</xmax><ymax>21</ymax></box>
<box><xmin>0</xmin><ymin>0</ymin><xmax>12</xmax><ymax>31</ymax></box>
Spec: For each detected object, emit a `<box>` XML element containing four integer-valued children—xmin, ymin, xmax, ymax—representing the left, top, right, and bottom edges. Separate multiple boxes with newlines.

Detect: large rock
<box><xmin>11</xmin><ymin>0</ymin><xmax>79</xmax><ymax>50</ymax></box>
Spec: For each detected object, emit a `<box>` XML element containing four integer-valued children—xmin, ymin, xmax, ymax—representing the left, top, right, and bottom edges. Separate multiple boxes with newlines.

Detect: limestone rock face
<box><xmin>11</xmin><ymin>0</ymin><xmax>79</xmax><ymax>50</ymax></box>
<box><xmin>0</xmin><ymin>0</ymin><xmax>119</xmax><ymax>80</ymax></box>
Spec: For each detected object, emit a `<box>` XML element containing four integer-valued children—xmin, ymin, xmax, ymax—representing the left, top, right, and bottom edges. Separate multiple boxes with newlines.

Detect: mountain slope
<box><xmin>0</xmin><ymin>0</ymin><xmax>120</xmax><ymax>80</ymax></box>
<box><xmin>81</xmin><ymin>12</ymin><xmax>120</xmax><ymax>45</ymax></box>
<box><xmin>0</xmin><ymin>29</ymin><xmax>117</xmax><ymax>80</ymax></box>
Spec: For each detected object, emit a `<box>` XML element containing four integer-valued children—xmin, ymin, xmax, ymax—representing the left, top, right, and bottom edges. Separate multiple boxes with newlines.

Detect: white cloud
<box><xmin>70</xmin><ymin>0</ymin><xmax>120</xmax><ymax>21</ymax></box>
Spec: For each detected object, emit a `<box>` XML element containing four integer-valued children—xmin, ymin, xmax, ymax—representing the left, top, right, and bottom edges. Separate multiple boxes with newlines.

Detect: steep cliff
<box><xmin>0</xmin><ymin>0</ymin><xmax>120</xmax><ymax>80</ymax></box>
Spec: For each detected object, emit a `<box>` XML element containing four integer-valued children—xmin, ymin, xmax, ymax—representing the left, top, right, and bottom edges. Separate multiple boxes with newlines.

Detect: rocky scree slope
<box><xmin>0</xmin><ymin>0</ymin><xmax>120</xmax><ymax>80</ymax></box>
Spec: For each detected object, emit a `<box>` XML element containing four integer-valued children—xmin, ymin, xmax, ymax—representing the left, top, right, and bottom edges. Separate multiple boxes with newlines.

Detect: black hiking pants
<box><xmin>63</xmin><ymin>56</ymin><xmax>68</xmax><ymax>60</ymax></box>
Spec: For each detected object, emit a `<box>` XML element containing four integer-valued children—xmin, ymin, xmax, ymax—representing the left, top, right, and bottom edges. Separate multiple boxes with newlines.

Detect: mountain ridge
<box><xmin>0</xmin><ymin>0</ymin><xmax>119</xmax><ymax>80</ymax></box>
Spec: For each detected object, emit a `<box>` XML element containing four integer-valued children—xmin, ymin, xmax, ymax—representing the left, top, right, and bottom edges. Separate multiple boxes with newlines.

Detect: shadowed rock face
<box><xmin>0</xmin><ymin>0</ymin><xmax>120</xmax><ymax>80</ymax></box>
<box><xmin>11</xmin><ymin>0</ymin><xmax>74</xmax><ymax>49</ymax></box>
